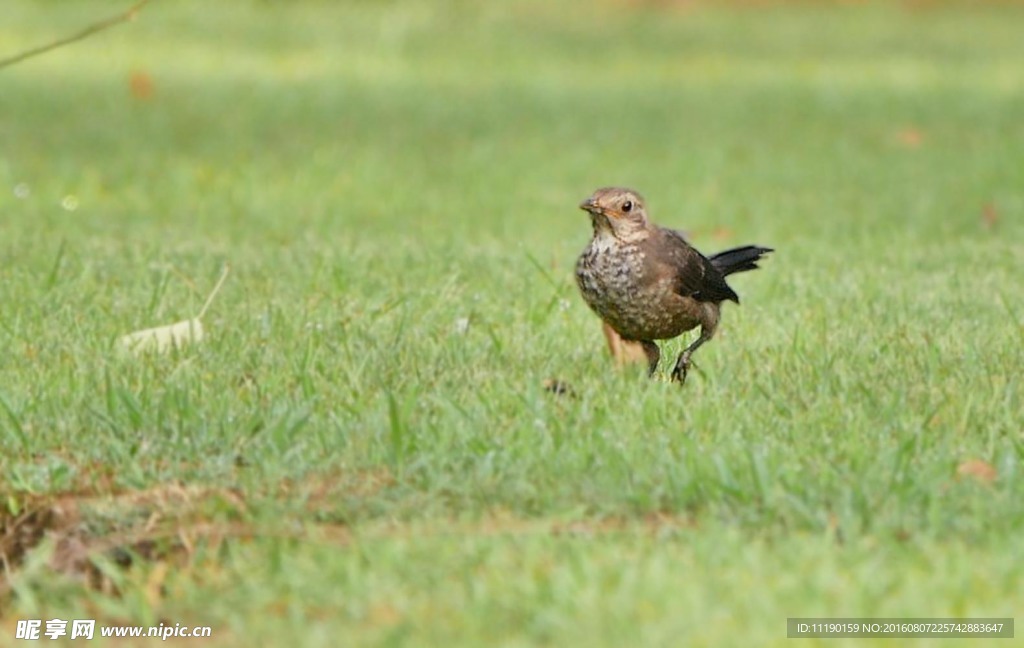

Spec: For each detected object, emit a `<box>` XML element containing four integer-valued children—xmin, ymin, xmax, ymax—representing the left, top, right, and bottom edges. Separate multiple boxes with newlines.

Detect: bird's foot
<box><xmin>670</xmin><ymin>352</ymin><xmax>693</xmax><ymax>385</ymax></box>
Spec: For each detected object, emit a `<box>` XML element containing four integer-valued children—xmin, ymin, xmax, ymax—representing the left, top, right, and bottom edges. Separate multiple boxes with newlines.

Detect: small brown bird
<box><xmin>575</xmin><ymin>187</ymin><xmax>772</xmax><ymax>383</ymax></box>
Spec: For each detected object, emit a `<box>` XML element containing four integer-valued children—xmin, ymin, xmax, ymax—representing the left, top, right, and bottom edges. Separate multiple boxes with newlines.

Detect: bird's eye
<box><xmin>622</xmin><ymin>200</ymin><xmax>633</xmax><ymax>213</ymax></box>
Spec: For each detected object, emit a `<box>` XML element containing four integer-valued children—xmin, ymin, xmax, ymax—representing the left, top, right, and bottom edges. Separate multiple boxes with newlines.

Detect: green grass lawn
<box><xmin>2</xmin><ymin>0</ymin><xmax>1023</xmax><ymax>645</ymax></box>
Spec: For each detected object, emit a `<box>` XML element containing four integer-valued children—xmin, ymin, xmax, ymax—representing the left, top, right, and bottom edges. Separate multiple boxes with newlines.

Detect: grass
<box><xmin>1</xmin><ymin>0</ymin><xmax>1023</xmax><ymax>645</ymax></box>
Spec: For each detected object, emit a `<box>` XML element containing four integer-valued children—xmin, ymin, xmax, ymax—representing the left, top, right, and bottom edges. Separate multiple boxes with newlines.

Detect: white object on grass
<box><xmin>119</xmin><ymin>318</ymin><xmax>204</xmax><ymax>354</ymax></box>
<box><xmin>119</xmin><ymin>264</ymin><xmax>230</xmax><ymax>355</ymax></box>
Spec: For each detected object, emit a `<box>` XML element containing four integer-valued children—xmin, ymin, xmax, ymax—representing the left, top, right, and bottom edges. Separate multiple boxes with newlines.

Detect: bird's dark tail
<box><xmin>709</xmin><ymin>245</ymin><xmax>773</xmax><ymax>276</ymax></box>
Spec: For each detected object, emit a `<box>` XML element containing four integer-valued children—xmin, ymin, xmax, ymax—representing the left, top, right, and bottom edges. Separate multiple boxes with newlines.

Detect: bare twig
<box><xmin>0</xmin><ymin>0</ymin><xmax>151</xmax><ymax>71</ymax></box>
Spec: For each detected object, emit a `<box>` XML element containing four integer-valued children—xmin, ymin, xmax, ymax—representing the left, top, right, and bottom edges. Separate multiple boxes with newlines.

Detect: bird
<box><xmin>575</xmin><ymin>187</ymin><xmax>772</xmax><ymax>383</ymax></box>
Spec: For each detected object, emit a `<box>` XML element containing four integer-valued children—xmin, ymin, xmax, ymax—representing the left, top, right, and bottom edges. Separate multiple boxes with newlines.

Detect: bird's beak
<box><xmin>579</xmin><ymin>197</ymin><xmax>599</xmax><ymax>214</ymax></box>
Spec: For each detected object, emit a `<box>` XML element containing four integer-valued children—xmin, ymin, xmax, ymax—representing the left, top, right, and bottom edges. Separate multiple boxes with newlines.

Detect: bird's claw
<box><xmin>671</xmin><ymin>355</ymin><xmax>690</xmax><ymax>384</ymax></box>
<box><xmin>670</xmin><ymin>352</ymin><xmax>699</xmax><ymax>385</ymax></box>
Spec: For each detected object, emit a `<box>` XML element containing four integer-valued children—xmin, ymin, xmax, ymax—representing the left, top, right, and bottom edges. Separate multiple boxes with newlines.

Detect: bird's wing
<box><xmin>656</xmin><ymin>228</ymin><xmax>739</xmax><ymax>304</ymax></box>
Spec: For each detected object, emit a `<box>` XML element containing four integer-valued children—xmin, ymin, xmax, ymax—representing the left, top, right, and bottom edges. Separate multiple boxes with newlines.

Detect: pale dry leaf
<box><xmin>119</xmin><ymin>319</ymin><xmax>204</xmax><ymax>354</ymax></box>
<box><xmin>118</xmin><ymin>264</ymin><xmax>229</xmax><ymax>356</ymax></box>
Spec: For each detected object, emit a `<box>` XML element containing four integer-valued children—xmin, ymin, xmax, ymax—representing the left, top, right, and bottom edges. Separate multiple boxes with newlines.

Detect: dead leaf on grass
<box><xmin>119</xmin><ymin>264</ymin><xmax>230</xmax><ymax>355</ymax></box>
<box><xmin>128</xmin><ymin>69</ymin><xmax>155</xmax><ymax>100</ymax></box>
<box><xmin>711</xmin><ymin>225</ymin><xmax>734</xmax><ymax>241</ymax></box>
<box><xmin>981</xmin><ymin>203</ymin><xmax>999</xmax><ymax>229</ymax></box>
<box><xmin>956</xmin><ymin>459</ymin><xmax>997</xmax><ymax>484</ymax></box>
<box><xmin>543</xmin><ymin>378</ymin><xmax>577</xmax><ymax>398</ymax></box>
<box><xmin>895</xmin><ymin>127</ymin><xmax>925</xmax><ymax>149</ymax></box>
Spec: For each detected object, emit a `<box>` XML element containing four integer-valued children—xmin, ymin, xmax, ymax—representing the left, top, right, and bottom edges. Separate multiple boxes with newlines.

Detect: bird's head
<box><xmin>578</xmin><ymin>187</ymin><xmax>650</xmax><ymax>241</ymax></box>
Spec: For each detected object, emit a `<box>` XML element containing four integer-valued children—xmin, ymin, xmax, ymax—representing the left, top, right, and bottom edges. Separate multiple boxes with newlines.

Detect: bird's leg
<box><xmin>602</xmin><ymin>322</ymin><xmax>649</xmax><ymax>367</ymax></box>
<box><xmin>639</xmin><ymin>340</ymin><xmax>660</xmax><ymax>377</ymax></box>
<box><xmin>671</xmin><ymin>329</ymin><xmax>712</xmax><ymax>384</ymax></box>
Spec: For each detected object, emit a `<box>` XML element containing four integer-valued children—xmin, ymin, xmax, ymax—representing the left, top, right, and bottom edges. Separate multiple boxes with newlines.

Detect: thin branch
<box><xmin>0</xmin><ymin>0</ymin><xmax>151</xmax><ymax>71</ymax></box>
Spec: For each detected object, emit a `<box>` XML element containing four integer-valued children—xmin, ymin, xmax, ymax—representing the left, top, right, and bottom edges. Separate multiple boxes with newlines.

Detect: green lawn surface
<box><xmin>1</xmin><ymin>1</ymin><xmax>1022</xmax><ymax>645</ymax></box>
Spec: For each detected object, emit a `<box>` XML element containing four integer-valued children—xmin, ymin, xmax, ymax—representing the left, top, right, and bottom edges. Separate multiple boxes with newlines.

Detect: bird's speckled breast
<box><xmin>575</xmin><ymin>238</ymin><xmax>700</xmax><ymax>341</ymax></box>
